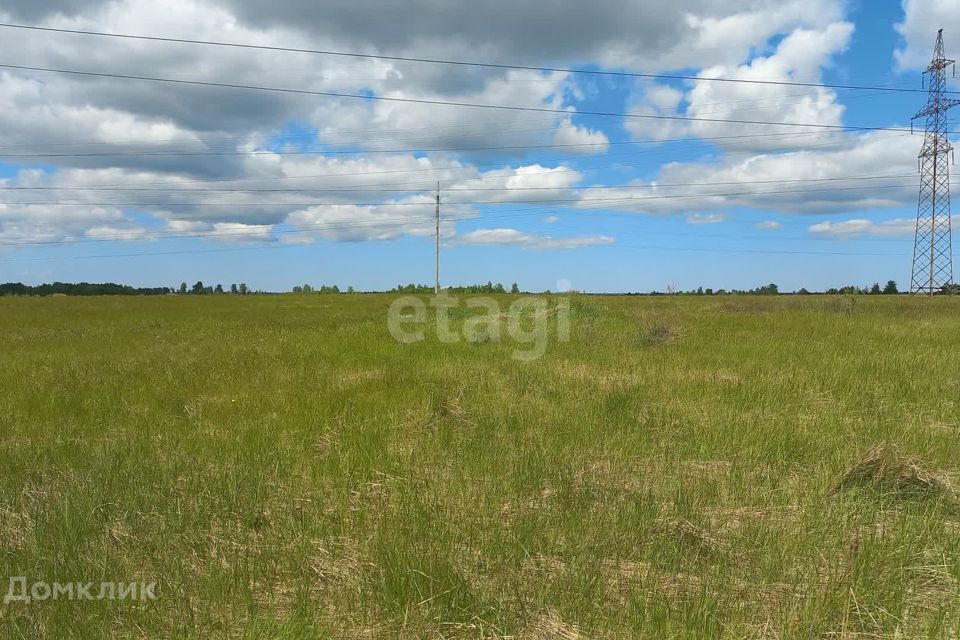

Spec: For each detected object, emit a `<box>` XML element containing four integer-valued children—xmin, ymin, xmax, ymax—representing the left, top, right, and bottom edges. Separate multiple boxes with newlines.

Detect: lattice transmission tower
<box><xmin>911</xmin><ymin>29</ymin><xmax>960</xmax><ymax>295</ymax></box>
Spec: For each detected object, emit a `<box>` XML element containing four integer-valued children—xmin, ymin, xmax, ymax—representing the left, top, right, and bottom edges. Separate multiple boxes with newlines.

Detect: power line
<box><xmin>0</xmin><ymin>128</ymin><xmax>863</xmax><ymax>158</ymax></box>
<box><xmin>0</xmin><ymin>182</ymin><xmax>919</xmax><ymax>247</ymax></box>
<box><xmin>0</xmin><ymin>63</ymin><xmax>922</xmax><ymax>134</ymax></box>
<box><xmin>0</xmin><ymin>239</ymin><xmax>924</xmax><ymax>264</ymax></box>
<box><xmin>0</xmin><ymin>182</ymin><xmax>916</xmax><ymax>208</ymax></box>
<box><xmin>0</xmin><ymin>129</ymin><xmax>890</xmax><ymax>194</ymax></box>
<box><xmin>0</xmin><ymin>89</ymin><xmax>899</xmax><ymax>153</ymax></box>
<box><xmin>0</xmin><ymin>22</ymin><xmax>947</xmax><ymax>97</ymax></box>
<box><xmin>0</xmin><ymin>172</ymin><xmax>917</xmax><ymax>194</ymax></box>
<box><xmin>0</xmin><ymin>137</ymin><xmax>821</xmax><ymax>158</ymax></box>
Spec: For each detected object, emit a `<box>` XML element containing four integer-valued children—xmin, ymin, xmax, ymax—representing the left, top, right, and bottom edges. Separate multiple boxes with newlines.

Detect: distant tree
<box><xmin>214</xmin><ymin>284</ymin><xmax>224</xmax><ymax>294</ymax></box>
<box><xmin>836</xmin><ymin>285</ymin><xmax>862</xmax><ymax>295</ymax></box>
<box><xmin>868</xmin><ymin>283</ymin><xmax>881</xmax><ymax>295</ymax></box>
<box><xmin>797</xmin><ymin>288</ymin><xmax>811</xmax><ymax>295</ymax></box>
<box><xmin>179</xmin><ymin>282</ymin><xmax>188</xmax><ymax>295</ymax></box>
<box><xmin>292</xmin><ymin>285</ymin><xmax>303</xmax><ymax>293</ymax></box>
<box><xmin>239</xmin><ymin>283</ymin><xmax>248</xmax><ymax>295</ymax></box>
<box><xmin>511</xmin><ymin>282</ymin><xmax>519</xmax><ymax>294</ymax></box>
<box><xmin>882</xmin><ymin>280</ymin><xmax>899</xmax><ymax>295</ymax></box>
<box><xmin>192</xmin><ymin>281</ymin><xmax>205</xmax><ymax>295</ymax></box>
<box><xmin>347</xmin><ymin>286</ymin><xmax>355</xmax><ymax>293</ymax></box>
<box><xmin>302</xmin><ymin>284</ymin><xmax>313</xmax><ymax>294</ymax></box>
<box><xmin>939</xmin><ymin>283</ymin><xmax>960</xmax><ymax>295</ymax></box>
<box><xmin>230</xmin><ymin>283</ymin><xmax>238</xmax><ymax>294</ymax></box>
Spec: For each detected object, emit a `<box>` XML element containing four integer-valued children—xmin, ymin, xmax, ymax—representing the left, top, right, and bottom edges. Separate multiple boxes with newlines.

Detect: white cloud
<box><xmin>627</xmin><ymin>22</ymin><xmax>853</xmax><ymax>150</ymax></box>
<box><xmin>551</xmin><ymin>117</ymin><xmax>609</xmax><ymax>153</ymax></box>
<box><xmin>686</xmin><ymin>212</ymin><xmax>727</xmax><ymax>224</ymax></box>
<box><xmin>544</xmin><ymin>215</ymin><xmax>560</xmax><ymax>224</ymax></box>
<box><xmin>755</xmin><ymin>220</ymin><xmax>782</xmax><ymax>230</ymax></box>
<box><xmin>85</xmin><ymin>225</ymin><xmax>151</xmax><ymax>241</ymax></box>
<box><xmin>808</xmin><ymin>218</ymin><xmax>916</xmax><ymax>238</ymax></box>
<box><xmin>894</xmin><ymin>0</ymin><xmax>960</xmax><ymax>71</ymax></box>
<box><xmin>456</xmin><ymin>228</ymin><xmax>614</xmax><ymax>249</ymax></box>
<box><xmin>577</xmin><ymin>130</ymin><xmax>918</xmax><ymax>216</ymax></box>
<box><xmin>0</xmin><ymin>0</ymin><xmax>859</xmax><ymax>250</ymax></box>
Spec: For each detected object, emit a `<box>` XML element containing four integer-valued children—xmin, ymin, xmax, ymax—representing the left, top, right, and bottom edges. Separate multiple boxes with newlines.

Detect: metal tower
<box><xmin>911</xmin><ymin>29</ymin><xmax>960</xmax><ymax>295</ymax></box>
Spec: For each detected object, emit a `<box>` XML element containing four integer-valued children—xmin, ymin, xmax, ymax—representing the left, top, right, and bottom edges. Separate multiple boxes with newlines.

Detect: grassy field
<box><xmin>1</xmin><ymin>293</ymin><xmax>959</xmax><ymax>638</ymax></box>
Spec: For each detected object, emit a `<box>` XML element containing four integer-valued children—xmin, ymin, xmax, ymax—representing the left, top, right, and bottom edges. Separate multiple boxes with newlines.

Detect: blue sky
<box><xmin>0</xmin><ymin>0</ymin><xmax>955</xmax><ymax>292</ymax></box>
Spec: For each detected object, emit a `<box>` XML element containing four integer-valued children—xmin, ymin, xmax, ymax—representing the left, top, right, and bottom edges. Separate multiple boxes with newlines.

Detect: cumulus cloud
<box><xmin>627</xmin><ymin>22</ymin><xmax>854</xmax><ymax>150</ymax></box>
<box><xmin>85</xmin><ymin>225</ymin><xmax>151</xmax><ymax>241</ymax></box>
<box><xmin>686</xmin><ymin>213</ymin><xmax>727</xmax><ymax>224</ymax></box>
<box><xmin>551</xmin><ymin>117</ymin><xmax>609</xmax><ymax>153</ymax></box>
<box><xmin>894</xmin><ymin>0</ymin><xmax>960</xmax><ymax>71</ymax></box>
<box><xmin>807</xmin><ymin>217</ymin><xmax>916</xmax><ymax>238</ymax></box>
<box><xmin>755</xmin><ymin>220</ymin><xmax>782</xmax><ymax>230</ymax></box>
<box><xmin>456</xmin><ymin>228</ymin><xmax>614</xmax><ymax>249</ymax></box>
<box><xmin>576</xmin><ymin>130</ymin><xmax>919</xmax><ymax>215</ymax></box>
<box><xmin>0</xmin><ymin>0</ymin><xmax>879</xmax><ymax>250</ymax></box>
<box><xmin>220</xmin><ymin>0</ymin><xmax>843</xmax><ymax>73</ymax></box>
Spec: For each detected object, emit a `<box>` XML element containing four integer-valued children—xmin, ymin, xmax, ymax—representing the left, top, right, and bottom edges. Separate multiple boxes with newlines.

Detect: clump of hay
<box><xmin>422</xmin><ymin>385</ymin><xmax>475</xmax><ymax>429</ymax></box>
<box><xmin>654</xmin><ymin>517</ymin><xmax>726</xmax><ymax>556</ymax></box>
<box><xmin>828</xmin><ymin>444</ymin><xmax>955</xmax><ymax>500</ymax></box>
<box><xmin>638</xmin><ymin>321</ymin><xmax>677</xmax><ymax>346</ymax></box>
<box><xmin>529</xmin><ymin>610</ymin><xmax>583</xmax><ymax>640</ymax></box>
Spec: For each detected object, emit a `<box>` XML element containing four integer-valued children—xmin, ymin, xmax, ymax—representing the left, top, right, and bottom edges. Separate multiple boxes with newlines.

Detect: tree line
<box><xmin>178</xmin><ymin>282</ymin><xmax>252</xmax><ymax>295</ymax></box>
<box><xmin>652</xmin><ymin>281</ymin><xmax>902</xmax><ymax>296</ymax></box>
<box><xmin>0</xmin><ymin>282</ymin><xmax>172</xmax><ymax>296</ymax></box>
<box><xmin>5</xmin><ymin>279</ymin><xmax>960</xmax><ymax>297</ymax></box>
<box><xmin>390</xmin><ymin>282</ymin><xmax>521</xmax><ymax>294</ymax></box>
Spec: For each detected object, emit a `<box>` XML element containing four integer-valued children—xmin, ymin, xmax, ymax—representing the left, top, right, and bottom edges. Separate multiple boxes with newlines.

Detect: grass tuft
<box><xmin>829</xmin><ymin>444</ymin><xmax>955</xmax><ymax>500</ymax></box>
<box><xmin>638</xmin><ymin>320</ymin><xmax>677</xmax><ymax>346</ymax></box>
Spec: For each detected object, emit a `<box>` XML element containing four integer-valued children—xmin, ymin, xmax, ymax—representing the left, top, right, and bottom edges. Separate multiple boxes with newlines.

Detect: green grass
<box><xmin>0</xmin><ymin>293</ymin><xmax>959</xmax><ymax>638</ymax></box>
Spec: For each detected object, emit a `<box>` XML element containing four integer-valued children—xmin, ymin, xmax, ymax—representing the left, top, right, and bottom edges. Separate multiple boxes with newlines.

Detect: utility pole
<box><xmin>911</xmin><ymin>29</ymin><xmax>960</xmax><ymax>295</ymax></box>
<box><xmin>434</xmin><ymin>181</ymin><xmax>440</xmax><ymax>294</ymax></box>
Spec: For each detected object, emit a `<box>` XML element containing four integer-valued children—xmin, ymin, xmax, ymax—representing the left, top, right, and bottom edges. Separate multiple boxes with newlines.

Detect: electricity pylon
<box><xmin>911</xmin><ymin>29</ymin><xmax>960</xmax><ymax>295</ymax></box>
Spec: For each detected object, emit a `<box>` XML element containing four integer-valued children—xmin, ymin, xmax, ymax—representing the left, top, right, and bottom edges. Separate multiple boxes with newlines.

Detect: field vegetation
<box><xmin>1</xmin><ymin>294</ymin><xmax>958</xmax><ymax>638</ymax></box>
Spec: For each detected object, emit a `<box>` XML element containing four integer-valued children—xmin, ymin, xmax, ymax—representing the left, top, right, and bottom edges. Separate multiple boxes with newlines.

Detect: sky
<box><xmin>0</xmin><ymin>0</ymin><xmax>956</xmax><ymax>293</ymax></box>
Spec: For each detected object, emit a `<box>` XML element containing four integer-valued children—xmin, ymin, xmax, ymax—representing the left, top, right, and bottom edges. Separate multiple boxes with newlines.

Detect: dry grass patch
<box><xmin>422</xmin><ymin>385</ymin><xmax>476</xmax><ymax>430</ymax></box>
<box><xmin>550</xmin><ymin>361</ymin><xmax>643</xmax><ymax>392</ymax></box>
<box><xmin>681</xmin><ymin>459</ymin><xmax>733</xmax><ymax>477</ymax></box>
<box><xmin>528</xmin><ymin>610</ymin><xmax>584</xmax><ymax>640</ymax></box>
<box><xmin>654</xmin><ymin>517</ymin><xmax>727</xmax><ymax>556</ymax></box>
<box><xmin>0</xmin><ymin>506</ymin><xmax>33</xmax><ymax>551</ymax></box>
<box><xmin>829</xmin><ymin>444</ymin><xmax>955</xmax><ymax>501</ymax></box>
<box><xmin>638</xmin><ymin>320</ymin><xmax>678</xmax><ymax>346</ymax></box>
<box><xmin>334</xmin><ymin>367</ymin><xmax>385</xmax><ymax>389</ymax></box>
